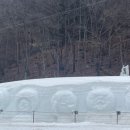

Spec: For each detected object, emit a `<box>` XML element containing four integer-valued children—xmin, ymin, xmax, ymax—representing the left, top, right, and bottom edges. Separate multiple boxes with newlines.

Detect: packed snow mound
<box><xmin>12</xmin><ymin>114</ymin><xmax>32</xmax><ymax>122</ymax></box>
<box><xmin>0</xmin><ymin>88</ymin><xmax>9</xmax><ymax>110</ymax></box>
<box><xmin>0</xmin><ymin>76</ymin><xmax>130</xmax><ymax>123</ymax></box>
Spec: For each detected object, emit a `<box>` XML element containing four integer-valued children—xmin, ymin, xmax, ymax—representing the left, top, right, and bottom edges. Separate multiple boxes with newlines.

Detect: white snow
<box><xmin>86</xmin><ymin>88</ymin><xmax>115</xmax><ymax>111</ymax></box>
<box><xmin>0</xmin><ymin>122</ymin><xmax>130</xmax><ymax>130</ymax></box>
<box><xmin>1</xmin><ymin>76</ymin><xmax>130</xmax><ymax>88</ymax></box>
<box><xmin>0</xmin><ymin>77</ymin><xmax>130</xmax><ymax>129</ymax></box>
<box><xmin>0</xmin><ymin>76</ymin><xmax>130</xmax><ymax>124</ymax></box>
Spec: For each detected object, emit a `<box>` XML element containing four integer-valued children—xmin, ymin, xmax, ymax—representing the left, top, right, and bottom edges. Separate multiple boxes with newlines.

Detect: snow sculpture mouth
<box><xmin>86</xmin><ymin>88</ymin><xmax>115</xmax><ymax>111</ymax></box>
<box><xmin>15</xmin><ymin>88</ymin><xmax>39</xmax><ymax>112</ymax></box>
<box><xmin>51</xmin><ymin>90</ymin><xmax>77</xmax><ymax>113</ymax></box>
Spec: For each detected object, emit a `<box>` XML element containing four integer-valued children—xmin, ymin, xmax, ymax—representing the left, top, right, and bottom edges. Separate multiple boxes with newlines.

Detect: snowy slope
<box><xmin>0</xmin><ymin>76</ymin><xmax>130</xmax><ymax>123</ymax></box>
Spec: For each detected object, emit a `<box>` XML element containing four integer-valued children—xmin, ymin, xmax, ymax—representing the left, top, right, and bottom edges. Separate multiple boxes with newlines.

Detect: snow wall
<box><xmin>0</xmin><ymin>76</ymin><xmax>130</xmax><ymax>122</ymax></box>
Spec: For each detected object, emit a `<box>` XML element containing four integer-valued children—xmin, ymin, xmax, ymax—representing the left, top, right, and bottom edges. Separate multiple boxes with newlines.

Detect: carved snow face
<box><xmin>17</xmin><ymin>98</ymin><xmax>31</xmax><ymax>111</ymax></box>
<box><xmin>16</xmin><ymin>89</ymin><xmax>38</xmax><ymax>112</ymax></box>
<box><xmin>57</xmin><ymin>95</ymin><xmax>76</xmax><ymax>112</ymax></box>
<box><xmin>51</xmin><ymin>90</ymin><xmax>77</xmax><ymax>113</ymax></box>
<box><xmin>86</xmin><ymin>88</ymin><xmax>115</xmax><ymax>111</ymax></box>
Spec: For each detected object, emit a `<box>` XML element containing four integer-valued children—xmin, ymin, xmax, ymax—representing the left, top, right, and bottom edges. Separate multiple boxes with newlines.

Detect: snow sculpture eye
<box><xmin>51</xmin><ymin>90</ymin><xmax>77</xmax><ymax>113</ymax></box>
<box><xmin>0</xmin><ymin>89</ymin><xmax>9</xmax><ymax>110</ymax></box>
<box><xmin>86</xmin><ymin>88</ymin><xmax>115</xmax><ymax>111</ymax></box>
<box><xmin>15</xmin><ymin>89</ymin><xmax>39</xmax><ymax>112</ymax></box>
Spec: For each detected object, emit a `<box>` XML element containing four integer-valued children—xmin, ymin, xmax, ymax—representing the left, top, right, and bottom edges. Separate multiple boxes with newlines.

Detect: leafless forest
<box><xmin>0</xmin><ymin>0</ymin><xmax>130</xmax><ymax>82</ymax></box>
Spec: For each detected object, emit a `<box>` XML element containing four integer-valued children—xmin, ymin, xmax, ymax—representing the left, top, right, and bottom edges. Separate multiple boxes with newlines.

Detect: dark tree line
<box><xmin>0</xmin><ymin>0</ymin><xmax>129</xmax><ymax>81</ymax></box>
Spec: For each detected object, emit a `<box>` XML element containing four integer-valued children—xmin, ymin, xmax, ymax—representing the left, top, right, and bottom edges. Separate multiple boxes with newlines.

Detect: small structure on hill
<box><xmin>120</xmin><ymin>65</ymin><xmax>129</xmax><ymax>76</ymax></box>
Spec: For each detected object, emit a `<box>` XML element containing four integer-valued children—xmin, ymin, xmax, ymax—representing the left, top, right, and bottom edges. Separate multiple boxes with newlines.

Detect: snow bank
<box><xmin>0</xmin><ymin>76</ymin><xmax>130</xmax><ymax>123</ymax></box>
<box><xmin>0</xmin><ymin>122</ymin><xmax>130</xmax><ymax>130</ymax></box>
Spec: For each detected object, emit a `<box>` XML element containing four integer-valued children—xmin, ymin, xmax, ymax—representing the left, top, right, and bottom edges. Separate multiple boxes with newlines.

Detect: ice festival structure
<box><xmin>0</xmin><ymin>74</ymin><xmax>130</xmax><ymax>123</ymax></box>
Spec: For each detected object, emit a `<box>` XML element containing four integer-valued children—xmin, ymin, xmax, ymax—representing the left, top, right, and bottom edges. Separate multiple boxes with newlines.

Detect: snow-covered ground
<box><xmin>0</xmin><ymin>122</ymin><xmax>130</xmax><ymax>130</ymax></box>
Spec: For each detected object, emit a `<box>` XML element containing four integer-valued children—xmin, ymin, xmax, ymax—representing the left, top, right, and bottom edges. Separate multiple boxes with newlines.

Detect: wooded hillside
<box><xmin>0</xmin><ymin>0</ymin><xmax>130</xmax><ymax>82</ymax></box>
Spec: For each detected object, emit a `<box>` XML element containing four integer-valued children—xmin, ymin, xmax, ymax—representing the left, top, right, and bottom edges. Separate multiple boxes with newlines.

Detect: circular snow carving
<box><xmin>0</xmin><ymin>88</ymin><xmax>9</xmax><ymax>110</ymax></box>
<box><xmin>51</xmin><ymin>90</ymin><xmax>77</xmax><ymax>113</ymax></box>
<box><xmin>86</xmin><ymin>88</ymin><xmax>115</xmax><ymax>111</ymax></box>
<box><xmin>16</xmin><ymin>89</ymin><xmax>39</xmax><ymax>112</ymax></box>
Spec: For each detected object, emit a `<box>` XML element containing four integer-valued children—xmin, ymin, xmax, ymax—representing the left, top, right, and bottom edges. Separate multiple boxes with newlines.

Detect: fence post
<box><xmin>33</xmin><ymin>111</ymin><xmax>35</xmax><ymax>123</ymax></box>
<box><xmin>0</xmin><ymin>109</ymin><xmax>3</xmax><ymax>113</ymax></box>
<box><xmin>116</xmin><ymin>111</ymin><xmax>121</xmax><ymax>125</ymax></box>
<box><xmin>73</xmin><ymin>111</ymin><xmax>78</xmax><ymax>123</ymax></box>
